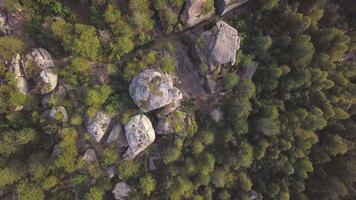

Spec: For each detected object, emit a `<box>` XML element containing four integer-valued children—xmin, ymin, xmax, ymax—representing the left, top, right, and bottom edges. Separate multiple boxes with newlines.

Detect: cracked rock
<box><xmin>129</xmin><ymin>69</ymin><xmax>182</xmax><ymax>113</ymax></box>
<box><xmin>124</xmin><ymin>114</ymin><xmax>155</xmax><ymax>160</ymax></box>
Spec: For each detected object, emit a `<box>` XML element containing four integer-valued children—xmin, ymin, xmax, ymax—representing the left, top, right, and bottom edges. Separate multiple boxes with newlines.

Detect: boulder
<box><xmin>51</xmin><ymin>144</ymin><xmax>61</xmax><ymax>157</ymax></box>
<box><xmin>195</xmin><ymin>20</ymin><xmax>240</xmax><ymax>71</ymax></box>
<box><xmin>149</xmin><ymin>154</ymin><xmax>161</xmax><ymax>171</ymax></box>
<box><xmin>112</xmin><ymin>182</ymin><xmax>131</xmax><ymax>200</ymax></box>
<box><xmin>87</xmin><ymin>112</ymin><xmax>111</xmax><ymax>142</ymax></box>
<box><xmin>41</xmin><ymin>85</ymin><xmax>67</xmax><ymax>107</ymax></box>
<box><xmin>24</xmin><ymin>48</ymin><xmax>57</xmax><ymax>94</ymax></box>
<box><xmin>83</xmin><ymin>148</ymin><xmax>97</xmax><ymax>163</ymax></box>
<box><xmin>183</xmin><ymin>0</ymin><xmax>214</xmax><ymax>27</ymax></box>
<box><xmin>49</xmin><ymin>106</ymin><xmax>69</xmax><ymax>123</ymax></box>
<box><xmin>129</xmin><ymin>69</ymin><xmax>182</xmax><ymax>113</ymax></box>
<box><xmin>123</xmin><ymin>114</ymin><xmax>155</xmax><ymax>160</ymax></box>
<box><xmin>8</xmin><ymin>54</ymin><xmax>28</xmax><ymax>95</ymax></box>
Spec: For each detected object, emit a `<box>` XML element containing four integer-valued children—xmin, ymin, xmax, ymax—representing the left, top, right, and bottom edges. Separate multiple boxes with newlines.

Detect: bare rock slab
<box><xmin>124</xmin><ymin>114</ymin><xmax>155</xmax><ymax>160</ymax></box>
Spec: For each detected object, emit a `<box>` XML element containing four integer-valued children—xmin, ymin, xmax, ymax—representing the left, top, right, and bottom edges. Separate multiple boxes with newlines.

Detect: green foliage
<box><xmin>223</xmin><ymin>73</ymin><xmax>240</xmax><ymax>90</ymax></box>
<box><xmin>0</xmin><ymin>166</ymin><xmax>22</xmax><ymax>188</ymax></box>
<box><xmin>103</xmin><ymin>145</ymin><xmax>118</xmax><ymax>166</ymax></box>
<box><xmin>0</xmin><ymin>36</ymin><xmax>24</xmax><ymax>61</ymax></box>
<box><xmin>0</xmin><ymin>128</ymin><xmax>37</xmax><ymax>156</ymax></box>
<box><xmin>117</xmin><ymin>160</ymin><xmax>140</xmax><ymax>180</ymax></box>
<box><xmin>17</xmin><ymin>184</ymin><xmax>45</xmax><ymax>200</ymax></box>
<box><xmin>139</xmin><ymin>174</ymin><xmax>156</xmax><ymax>196</ymax></box>
<box><xmin>160</xmin><ymin>56</ymin><xmax>176</xmax><ymax>73</ymax></box>
<box><xmin>86</xmin><ymin>187</ymin><xmax>104</xmax><ymax>200</ymax></box>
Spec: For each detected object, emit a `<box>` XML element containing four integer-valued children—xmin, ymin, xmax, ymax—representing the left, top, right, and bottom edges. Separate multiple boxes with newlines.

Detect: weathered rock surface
<box><xmin>129</xmin><ymin>69</ymin><xmax>182</xmax><ymax>113</ymax></box>
<box><xmin>113</xmin><ymin>182</ymin><xmax>131</xmax><ymax>200</ymax></box>
<box><xmin>87</xmin><ymin>112</ymin><xmax>111</xmax><ymax>142</ymax></box>
<box><xmin>195</xmin><ymin>20</ymin><xmax>240</xmax><ymax>71</ymax></box>
<box><xmin>107</xmin><ymin>122</ymin><xmax>128</xmax><ymax>147</ymax></box>
<box><xmin>24</xmin><ymin>48</ymin><xmax>57</xmax><ymax>94</ymax></box>
<box><xmin>83</xmin><ymin>148</ymin><xmax>97</xmax><ymax>163</ymax></box>
<box><xmin>0</xmin><ymin>11</ymin><xmax>11</xmax><ymax>35</ymax></box>
<box><xmin>124</xmin><ymin>114</ymin><xmax>155</xmax><ymax>160</ymax></box>
<box><xmin>183</xmin><ymin>0</ymin><xmax>214</xmax><ymax>27</ymax></box>
<box><xmin>8</xmin><ymin>54</ymin><xmax>28</xmax><ymax>95</ymax></box>
<box><xmin>49</xmin><ymin>106</ymin><xmax>69</xmax><ymax>123</ymax></box>
<box><xmin>106</xmin><ymin>166</ymin><xmax>115</xmax><ymax>178</ymax></box>
<box><xmin>41</xmin><ymin>85</ymin><xmax>67</xmax><ymax>107</ymax></box>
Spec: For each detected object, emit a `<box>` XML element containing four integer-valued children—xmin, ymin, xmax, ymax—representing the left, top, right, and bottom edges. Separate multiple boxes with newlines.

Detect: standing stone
<box><xmin>87</xmin><ymin>112</ymin><xmax>111</xmax><ymax>142</ymax></box>
<box><xmin>129</xmin><ymin>69</ymin><xmax>182</xmax><ymax>113</ymax></box>
<box><xmin>113</xmin><ymin>182</ymin><xmax>131</xmax><ymax>200</ymax></box>
<box><xmin>124</xmin><ymin>114</ymin><xmax>155</xmax><ymax>160</ymax></box>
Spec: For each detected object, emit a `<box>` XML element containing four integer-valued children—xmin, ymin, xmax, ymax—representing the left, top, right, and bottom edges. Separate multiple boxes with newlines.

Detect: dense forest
<box><xmin>0</xmin><ymin>0</ymin><xmax>355</xmax><ymax>200</ymax></box>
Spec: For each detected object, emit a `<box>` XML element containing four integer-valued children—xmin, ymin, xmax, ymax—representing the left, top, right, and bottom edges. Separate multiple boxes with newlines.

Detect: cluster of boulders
<box><xmin>195</xmin><ymin>20</ymin><xmax>240</xmax><ymax>71</ymax></box>
<box><xmin>7</xmin><ymin>48</ymin><xmax>58</xmax><ymax>111</ymax></box>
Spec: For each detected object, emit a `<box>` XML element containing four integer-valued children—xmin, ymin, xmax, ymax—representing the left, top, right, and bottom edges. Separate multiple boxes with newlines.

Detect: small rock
<box><xmin>83</xmin><ymin>148</ymin><xmax>97</xmax><ymax>163</ymax></box>
<box><xmin>106</xmin><ymin>166</ymin><xmax>115</xmax><ymax>178</ymax></box>
<box><xmin>87</xmin><ymin>112</ymin><xmax>111</xmax><ymax>142</ymax></box>
<box><xmin>107</xmin><ymin>123</ymin><xmax>128</xmax><ymax>148</ymax></box>
<box><xmin>124</xmin><ymin>114</ymin><xmax>155</xmax><ymax>160</ymax></box>
<box><xmin>51</xmin><ymin>144</ymin><xmax>60</xmax><ymax>157</ymax></box>
<box><xmin>129</xmin><ymin>69</ymin><xmax>182</xmax><ymax>113</ymax></box>
<box><xmin>113</xmin><ymin>182</ymin><xmax>131</xmax><ymax>200</ymax></box>
<box><xmin>248</xmin><ymin>190</ymin><xmax>263</xmax><ymax>200</ymax></box>
<box><xmin>156</xmin><ymin>119</ymin><xmax>173</xmax><ymax>135</ymax></box>
<box><xmin>49</xmin><ymin>106</ymin><xmax>69</xmax><ymax>123</ymax></box>
<box><xmin>209</xmin><ymin>108</ymin><xmax>223</xmax><ymax>123</ymax></box>
<box><xmin>149</xmin><ymin>154</ymin><xmax>161</xmax><ymax>171</ymax></box>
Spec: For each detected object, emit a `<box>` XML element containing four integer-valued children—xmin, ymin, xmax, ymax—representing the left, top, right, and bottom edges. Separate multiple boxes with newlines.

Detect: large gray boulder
<box><xmin>124</xmin><ymin>114</ymin><xmax>155</xmax><ymax>160</ymax></box>
<box><xmin>87</xmin><ymin>112</ymin><xmax>111</xmax><ymax>142</ymax></box>
<box><xmin>129</xmin><ymin>69</ymin><xmax>182</xmax><ymax>113</ymax></box>
<box><xmin>183</xmin><ymin>0</ymin><xmax>214</xmax><ymax>27</ymax></box>
<box><xmin>113</xmin><ymin>182</ymin><xmax>131</xmax><ymax>200</ymax></box>
<box><xmin>195</xmin><ymin>20</ymin><xmax>240</xmax><ymax>71</ymax></box>
<box><xmin>24</xmin><ymin>48</ymin><xmax>57</xmax><ymax>94</ymax></box>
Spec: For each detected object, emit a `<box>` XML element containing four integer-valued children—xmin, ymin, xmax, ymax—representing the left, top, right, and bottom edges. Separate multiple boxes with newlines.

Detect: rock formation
<box><xmin>183</xmin><ymin>0</ymin><xmax>214</xmax><ymax>27</ymax></box>
<box><xmin>23</xmin><ymin>48</ymin><xmax>57</xmax><ymax>94</ymax></box>
<box><xmin>195</xmin><ymin>20</ymin><xmax>240</xmax><ymax>71</ymax></box>
<box><xmin>113</xmin><ymin>182</ymin><xmax>131</xmax><ymax>200</ymax></box>
<box><xmin>129</xmin><ymin>69</ymin><xmax>182</xmax><ymax>113</ymax></box>
<box><xmin>41</xmin><ymin>85</ymin><xmax>67</xmax><ymax>107</ymax></box>
<box><xmin>124</xmin><ymin>114</ymin><xmax>155</xmax><ymax>159</ymax></box>
<box><xmin>49</xmin><ymin>106</ymin><xmax>69</xmax><ymax>123</ymax></box>
<box><xmin>8</xmin><ymin>54</ymin><xmax>28</xmax><ymax>95</ymax></box>
<box><xmin>0</xmin><ymin>11</ymin><xmax>10</xmax><ymax>35</ymax></box>
<box><xmin>87</xmin><ymin>112</ymin><xmax>111</xmax><ymax>142</ymax></box>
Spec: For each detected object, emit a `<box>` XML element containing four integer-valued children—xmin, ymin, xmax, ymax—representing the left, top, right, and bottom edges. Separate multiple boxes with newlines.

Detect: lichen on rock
<box><xmin>87</xmin><ymin>111</ymin><xmax>111</xmax><ymax>142</ymax></box>
<box><xmin>129</xmin><ymin>69</ymin><xmax>182</xmax><ymax>113</ymax></box>
<box><xmin>124</xmin><ymin>114</ymin><xmax>155</xmax><ymax>160</ymax></box>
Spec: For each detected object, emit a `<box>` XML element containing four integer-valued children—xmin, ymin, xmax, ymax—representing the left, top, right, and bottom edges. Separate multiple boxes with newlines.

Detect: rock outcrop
<box><xmin>195</xmin><ymin>20</ymin><xmax>240</xmax><ymax>71</ymax></box>
<box><xmin>23</xmin><ymin>48</ymin><xmax>57</xmax><ymax>94</ymax></box>
<box><xmin>183</xmin><ymin>0</ymin><xmax>214</xmax><ymax>27</ymax></box>
<box><xmin>49</xmin><ymin>106</ymin><xmax>69</xmax><ymax>123</ymax></box>
<box><xmin>87</xmin><ymin>112</ymin><xmax>111</xmax><ymax>142</ymax></box>
<box><xmin>113</xmin><ymin>182</ymin><xmax>131</xmax><ymax>200</ymax></box>
<box><xmin>129</xmin><ymin>69</ymin><xmax>182</xmax><ymax>113</ymax></box>
<box><xmin>0</xmin><ymin>11</ymin><xmax>10</xmax><ymax>35</ymax></box>
<box><xmin>124</xmin><ymin>114</ymin><xmax>155</xmax><ymax>160</ymax></box>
